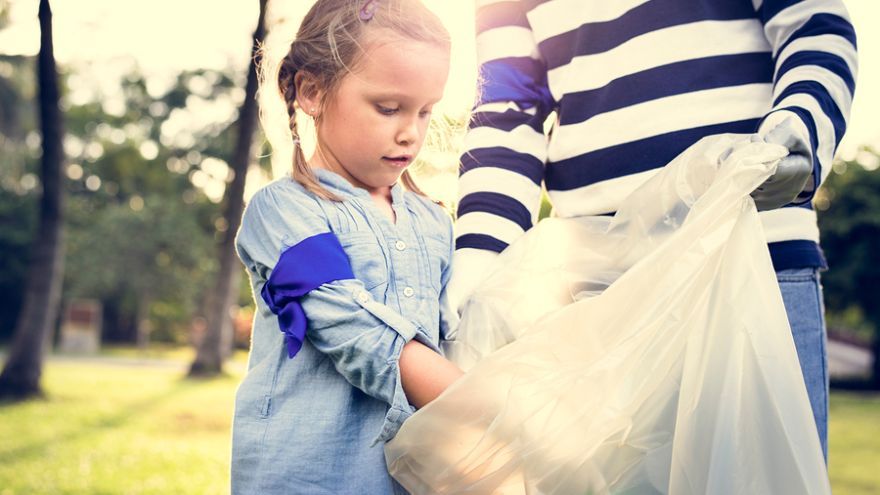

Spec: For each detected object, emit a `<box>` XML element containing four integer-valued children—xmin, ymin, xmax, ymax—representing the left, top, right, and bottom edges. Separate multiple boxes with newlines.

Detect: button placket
<box><xmin>391</xmin><ymin>227</ymin><xmax>419</xmax><ymax>307</ymax></box>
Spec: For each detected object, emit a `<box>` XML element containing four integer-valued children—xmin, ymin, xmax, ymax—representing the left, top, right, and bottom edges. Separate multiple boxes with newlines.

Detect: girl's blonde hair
<box><xmin>264</xmin><ymin>0</ymin><xmax>451</xmax><ymax>201</ymax></box>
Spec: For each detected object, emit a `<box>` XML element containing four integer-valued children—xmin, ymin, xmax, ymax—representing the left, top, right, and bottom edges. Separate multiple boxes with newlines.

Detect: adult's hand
<box><xmin>751</xmin><ymin>115</ymin><xmax>814</xmax><ymax>211</ymax></box>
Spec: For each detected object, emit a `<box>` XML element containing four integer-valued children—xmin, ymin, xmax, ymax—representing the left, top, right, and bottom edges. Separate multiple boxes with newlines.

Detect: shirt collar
<box><xmin>312</xmin><ymin>168</ymin><xmax>405</xmax><ymax>205</ymax></box>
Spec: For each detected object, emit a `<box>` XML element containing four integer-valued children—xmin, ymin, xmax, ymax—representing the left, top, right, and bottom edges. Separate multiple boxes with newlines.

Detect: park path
<box><xmin>0</xmin><ymin>350</ymin><xmax>247</xmax><ymax>374</ymax></box>
<box><xmin>828</xmin><ymin>338</ymin><xmax>873</xmax><ymax>379</ymax></box>
<box><xmin>1</xmin><ymin>341</ymin><xmax>872</xmax><ymax>379</ymax></box>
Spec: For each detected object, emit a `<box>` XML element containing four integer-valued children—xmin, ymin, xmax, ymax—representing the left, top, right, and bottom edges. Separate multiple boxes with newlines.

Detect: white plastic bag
<box><xmin>386</xmin><ymin>135</ymin><xmax>830</xmax><ymax>495</ymax></box>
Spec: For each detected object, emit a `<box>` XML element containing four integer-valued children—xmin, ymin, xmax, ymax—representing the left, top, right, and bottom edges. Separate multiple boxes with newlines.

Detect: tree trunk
<box><xmin>0</xmin><ymin>0</ymin><xmax>65</xmax><ymax>400</ymax></box>
<box><xmin>189</xmin><ymin>0</ymin><xmax>267</xmax><ymax>377</ymax></box>
<box><xmin>135</xmin><ymin>293</ymin><xmax>153</xmax><ymax>351</ymax></box>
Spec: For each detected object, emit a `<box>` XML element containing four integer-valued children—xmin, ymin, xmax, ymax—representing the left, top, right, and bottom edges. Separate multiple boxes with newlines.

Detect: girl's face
<box><xmin>308</xmin><ymin>32</ymin><xmax>450</xmax><ymax>198</ymax></box>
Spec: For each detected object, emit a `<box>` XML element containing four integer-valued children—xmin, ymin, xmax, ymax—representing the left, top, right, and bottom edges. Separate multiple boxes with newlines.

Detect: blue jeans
<box><xmin>777</xmin><ymin>268</ymin><xmax>828</xmax><ymax>460</ymax></box>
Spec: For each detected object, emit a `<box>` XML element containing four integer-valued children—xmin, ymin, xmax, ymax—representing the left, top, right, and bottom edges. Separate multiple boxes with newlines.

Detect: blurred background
<box><xmin>0</xmin><ymin>0</ymin><xmax>877</xmax><ymax>493</ymax></box>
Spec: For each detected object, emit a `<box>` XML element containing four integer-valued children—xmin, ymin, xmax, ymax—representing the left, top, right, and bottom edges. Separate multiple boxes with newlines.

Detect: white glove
<box><xmin>752</xmin><ymin>113</ymin><xmax>814</xmax><ymax>211</ymax></box>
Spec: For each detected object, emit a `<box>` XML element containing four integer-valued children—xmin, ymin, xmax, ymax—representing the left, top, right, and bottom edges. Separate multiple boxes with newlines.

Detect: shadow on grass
<box><xmin>0</xmin><ymin>389</ymin><xmax>46</xmax><ymax>404</ymax></box>
<box><xmin>0</xmin><ymin>374</ymin><xmax>210</xmax><ymax>464</ymax></box>
<box><xmin>184</xmin><ymin>368</ymin><xmax>241</xmax><ymax>382</ymax></box>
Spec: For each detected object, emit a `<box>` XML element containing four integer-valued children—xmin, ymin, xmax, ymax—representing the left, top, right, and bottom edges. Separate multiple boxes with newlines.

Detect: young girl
<box><xmin>231</xmin><ymin>1</ymin><xmax>462</xmax><ymax>493</ymax></box>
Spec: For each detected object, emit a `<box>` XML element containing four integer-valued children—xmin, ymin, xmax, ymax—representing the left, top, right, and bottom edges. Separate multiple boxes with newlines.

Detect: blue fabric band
<box><xmin>261</xmin><ymin>232</ymin><xmax>355</xmax><ymax>359</ymax></box>
<box><xmin>478</xmin><ymin>59</ymin><xmax>553</xmax><ymax>110</ymax></box>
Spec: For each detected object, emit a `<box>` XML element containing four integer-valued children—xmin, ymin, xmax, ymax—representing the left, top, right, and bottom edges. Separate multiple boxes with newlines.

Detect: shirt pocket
<box><xmin>423</xmin><ymin>234</ymin><xmax>451</xmax><ymax>294</ymax></box>
<box><xmin>337</xmin><ymin>231</ymin><xmax>389</xmax><ymax>292</ymax></box>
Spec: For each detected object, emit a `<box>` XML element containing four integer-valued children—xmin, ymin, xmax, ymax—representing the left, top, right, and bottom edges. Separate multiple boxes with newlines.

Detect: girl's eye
<box><xmin>419</xmin><ymin>109</ymin><xmax>433</xmax><ymax>118</ymax></box>
<box><xmin>377</xmin><ymin>105</ymin><xmax>398</xmax><ymax>115</ymax></box>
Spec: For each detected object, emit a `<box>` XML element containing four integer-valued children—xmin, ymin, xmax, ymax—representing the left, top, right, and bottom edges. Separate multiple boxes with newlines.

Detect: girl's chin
<box><xmin>356</xmin><ymin>172</ymin><xmax>405</xmax><ymax>194</ymax></box>
<box><xmin>379</xmin><ymin>169</ymin><xmax>407</xmax><ymax>183</ymax></box>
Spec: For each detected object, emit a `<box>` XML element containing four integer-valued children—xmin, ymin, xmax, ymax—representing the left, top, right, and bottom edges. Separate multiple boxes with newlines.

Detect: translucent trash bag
<box><xmin>386</xmin><ymin>135</ymin><xmax>831</xmax><ymax>495</ymax></box>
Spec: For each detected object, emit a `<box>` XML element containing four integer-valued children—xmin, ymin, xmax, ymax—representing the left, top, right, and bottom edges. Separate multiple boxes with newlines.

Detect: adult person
<box><xmin>450</xmin><ymin>0</ymin><xmax>858</xmax><ymax>459</ymax></box>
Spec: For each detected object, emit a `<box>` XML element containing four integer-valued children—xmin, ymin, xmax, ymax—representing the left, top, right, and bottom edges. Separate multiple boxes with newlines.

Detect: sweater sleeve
<box><xmin>452</xmin><ymin>0</ymin><xmax>555</xmax><ymax>307</ymax></box>
<box><xmin>756</xmin><ymin>0</ymin><xmax>857</xmax><ymax>201</ymax></box>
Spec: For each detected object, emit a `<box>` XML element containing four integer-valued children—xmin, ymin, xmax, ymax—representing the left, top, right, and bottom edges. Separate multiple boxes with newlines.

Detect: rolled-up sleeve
<box><xmin>301</xmin><ymin>279</ymin><xmax>423</xmax><ymax>443</ymax></box>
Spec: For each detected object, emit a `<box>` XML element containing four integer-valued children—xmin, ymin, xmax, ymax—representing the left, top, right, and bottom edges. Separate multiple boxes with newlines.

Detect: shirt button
<box><xmin>403</xmin><ymin>287</ymin><xmax>415</xmax><ymax>297</ymax></box>
<box><xmin>395</xmin><ymin>240</ymin><xmax>406</xmax><ymax>251</ymax></box>
<box><xmin>357</xmin><ymin>291</ymin><xmax>370</xmax><ymax>304</ymax></box>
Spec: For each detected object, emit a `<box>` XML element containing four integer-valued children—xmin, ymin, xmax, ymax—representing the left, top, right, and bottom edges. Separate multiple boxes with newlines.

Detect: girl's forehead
<box><xmin>346</xmin><ymin>37</ymin><xmax>450</xmax><ymax>102</ymax></box>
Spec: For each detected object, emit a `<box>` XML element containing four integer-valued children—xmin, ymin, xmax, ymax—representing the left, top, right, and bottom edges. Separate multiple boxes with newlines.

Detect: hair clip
<box><xmin>292</xmin><ymin>136</ymin><xmax>301</xmax><ymax>147</ymax></box>
<box><xmin>359</xmin><ymin>0</ymin><xmax>379</xmax><ymax>21</ymax></box>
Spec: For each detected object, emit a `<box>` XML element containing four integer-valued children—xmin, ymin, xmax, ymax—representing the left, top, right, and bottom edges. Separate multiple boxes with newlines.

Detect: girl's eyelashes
<box><xmin>376</xmin><ymin>104</ymin><xmax>399</xmax><ymax>115</ymax></box>
<box><xmin>375</xmin><ymin>103</ymin><xmax>434</xmax><ymax>117</ymax></box>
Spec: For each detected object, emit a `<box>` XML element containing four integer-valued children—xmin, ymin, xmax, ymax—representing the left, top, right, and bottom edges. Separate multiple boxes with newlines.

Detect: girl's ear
<box><xmin>294</xmin><ymin>71</ymin><xmax>324</xmax><ymax>117</ymax></box>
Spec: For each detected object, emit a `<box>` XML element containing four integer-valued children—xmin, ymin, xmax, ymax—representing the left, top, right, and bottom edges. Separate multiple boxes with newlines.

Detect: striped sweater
<box><xmin>453</xmin><ymin>0</ymin><xmax>857</xmax><ymax>295</ymax></box>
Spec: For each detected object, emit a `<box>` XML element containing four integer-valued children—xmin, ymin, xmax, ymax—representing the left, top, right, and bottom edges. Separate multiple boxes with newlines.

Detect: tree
<box><xmin>817</xmin><ymin>152</ymin><xmax>880</xmax><ymax>388</ymax></box>
<box><xmin>57</xmin><ymin>68</ymin><xmax>239</xmax><ymax>345</ymax></box>
<box><xmin>65</xmin><ymin>195</ymin><xmax>215</xmax><ymax>343</ymax></box>
<box><xmin>0</xmin><ymin>0</ymin><xmax>65</xmax><ymax>399</ymax></box>
<box><xmin>0</xmin><ymin>2</ymin><xmax>20</xmax><ymax>139</ymax></box>
<box><xmin>189</xmin><ymin>0</ymin><xmax>268</xmax><ymax>376</ymax></box>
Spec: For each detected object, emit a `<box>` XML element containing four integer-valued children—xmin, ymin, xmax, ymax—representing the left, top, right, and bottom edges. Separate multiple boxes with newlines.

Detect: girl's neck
<box><xmin>308</xmin><ymin>153</ymin><xmax>397</xmax><ymax>223</ymax></box>
<box><xmin>370</xmin><ymin>189</ymin><xmax>396</xmax><ymax>224</ymax></box>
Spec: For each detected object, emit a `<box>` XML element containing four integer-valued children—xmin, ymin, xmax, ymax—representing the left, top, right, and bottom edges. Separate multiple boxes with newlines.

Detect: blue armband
<box><xmin>261</xmin><ymin>232</ymin><xmax>354</xmax><ymax>358</ymax></box>
<box><xmin>478</xmin><ymin>59</ymin><xmax>554</xmax><ymax>110</ymax></box>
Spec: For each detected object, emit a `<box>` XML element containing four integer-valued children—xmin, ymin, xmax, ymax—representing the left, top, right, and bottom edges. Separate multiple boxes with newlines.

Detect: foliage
<box><xmin>817</xmin><ymin>150</ymin><xmax>880</xmax><ymax>384</ymax></box>
<box><xmin>64</xmin><ymin>195</ymin><xmax>216</xmax><ymax>343</ymax></box>
<box><xmin>817</xmin><ymin>152</ymin><xmax>880</xmax><ymax>339</ymax></box>
<box><xmin>0</xmin><ymin>192</ymin><xmax>37</xmax><ymax>340</ymax></box>
<box><xmin>0</xmin><ymin>55</ymin><xmax>31</xmax><ymax>139</ymax></box>
<box><xmin>0</xmin><ymin>65</ymin><xmax>261</xmax><ymax>345</ymax></box>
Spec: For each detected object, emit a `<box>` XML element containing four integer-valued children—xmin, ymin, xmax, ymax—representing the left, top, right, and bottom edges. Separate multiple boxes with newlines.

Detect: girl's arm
<box><xmin>398</xmin><ymin>340</ymin><xmax>464</xmax><ymax>409</ymax></box>
<box><xmin>239</xmin><ymin>185</ymin><xmax>460</xmax><ymax>443</ymax></box>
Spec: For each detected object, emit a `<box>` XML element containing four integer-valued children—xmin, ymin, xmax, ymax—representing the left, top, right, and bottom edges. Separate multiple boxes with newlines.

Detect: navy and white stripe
<box><xmin>457</xmin><ymin>0</ymin><xmax>857</xmax><ymax>271</ymax></box>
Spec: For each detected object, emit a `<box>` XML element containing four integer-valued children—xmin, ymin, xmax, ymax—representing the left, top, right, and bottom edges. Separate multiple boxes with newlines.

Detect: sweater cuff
<box><xmin>758</xmin><ymin>108</ymin><xmax>818</xmax><ymax>203</ymax></box>
<box><xmin>446</xmin><ymin>248</ymin><xmax>501</xmax><ymax>315</ymax></box>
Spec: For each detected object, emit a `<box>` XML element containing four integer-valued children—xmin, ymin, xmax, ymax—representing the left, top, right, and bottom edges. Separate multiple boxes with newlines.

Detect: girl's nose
<box><xmin>396</xmin><ymin>116</ymin><xmax>420</xmax><ymax>145</ymax></box>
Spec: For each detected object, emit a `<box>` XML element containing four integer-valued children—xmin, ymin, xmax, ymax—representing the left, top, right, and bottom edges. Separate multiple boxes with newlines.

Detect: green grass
<box><xmin>829</xmin><ymin>392</ymin><xmax>880</xmax><ymax>495</ymax></box>
<box><xmin>0</xmin><ymin>355</ymin><xmax>877</xmax><ymax>494</ymax></box>
<box><xmin>91</xmin><ymin>343</ymin><xmax>250</xmax><ymax>364</ymax></box>
<box><xmin>96</xmin><ymin>343</ymin><xmax>207</xmax><ymax>362</ymax></box>
<box><xmin>0</xmin><ymin>357</ymin><xmax>243</xmax><ymax>495</ymax></box>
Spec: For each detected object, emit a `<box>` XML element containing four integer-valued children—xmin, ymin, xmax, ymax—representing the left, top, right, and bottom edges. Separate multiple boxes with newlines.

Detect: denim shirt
<box><xmin>231</xmin><ymin>169</ymin><xmax>457</xmax><ymax>495</ymax></box>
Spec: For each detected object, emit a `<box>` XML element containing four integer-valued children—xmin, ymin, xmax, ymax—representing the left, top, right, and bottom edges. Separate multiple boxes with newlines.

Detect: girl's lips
<box><xmin>382</xmin><ymin>155</ymin><xmax>413</xmax><ymax>167</ymax></box>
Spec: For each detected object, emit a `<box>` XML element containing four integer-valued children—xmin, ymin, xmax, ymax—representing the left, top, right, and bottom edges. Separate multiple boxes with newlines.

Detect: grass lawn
<box><xmin>0</xmin><ymin>351</ymin><xmax>244</xmax><ymax>495</ymax></box>
<box><xmin>829</xmin><ymin>392</ymin><xmax>880</xmax><ymax>495</ymax></box>
<box><xmin>0</xmin><ymin>352</ymin><xmax>877</xmax><ymax>494</ymax></box>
